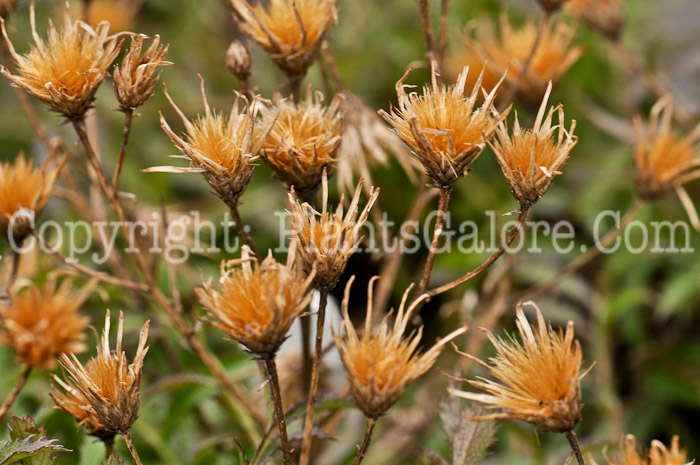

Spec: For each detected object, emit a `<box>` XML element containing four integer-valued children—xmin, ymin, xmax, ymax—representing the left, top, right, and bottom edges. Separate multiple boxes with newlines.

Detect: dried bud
<box><xmin>113</xmin><ymin>34</ymin><xmax>171</xmax><ymax>111</ymax></box>
<box><xmin>226</xmin><ymin>40</ymin><xmax>252</xmax><ymax>81</ymax></box>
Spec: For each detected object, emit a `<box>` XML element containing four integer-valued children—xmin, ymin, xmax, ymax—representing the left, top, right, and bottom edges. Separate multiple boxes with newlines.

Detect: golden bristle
<box><xmin>0</xmin><ymin>153</ymin><xmax>65</xmax><ymax>243</ymax></box>
<box><xmin>260</xmin><ymin>91</ymin><xmax>344</xmax><ymax>198</ymax></box>
<box><xmin>380</xmin><ymin>66</ymin><xmax>506</xmax><ymax>188</ymax></box>
<box><xmin>154</xmin><ymin>77</ymin><xmax>275</xmax><ymax>208</ymax></box>
<box><xmin>231</xmin><ymin>0</ymin><xmax>337</xmax><ymax>79</ymax></box>
<box><xmin>0</xmin><ymin>3</ymin><xmax>122</xmax><ymax>120</ymax></box>
<box><xmin>565</xmin><ymin>0</ymin><xmax>623</xmax><ymax>39</ymax></box>
<box><xmin>0</xmin><ymin>278</ymin><xmax>92</xmax><ymax>369</ymax></box>
<box><xmin>287</xmin><ymin>172</ymin><xmax>379</xmax><ymax>290</ymax></box>
<box><xmin>333</xmin><ymin>277</ymin><xmax>468</xmax><ymax>419</ymax></box>
<box><xmin>56</xmin><ymin>310</ymin><xmax>150</xmax><ymax>435</ymax></box>
<box><xmin>196</xmin><ymin>247</ymin><xmax>315</xmax><ymax>356</ymax></box>
<box><xmin>449</xmin><ymin>301</ymin><xmax>584</xmax><ymax>433</ymax></box>
<box><xmin>113</xmin><ymin>34</ymin><xmax>171</xmax><ymax>111</ymax></box>
<box><xmin>590</xmin><ymin>435</ymin><xmax>691</xmax><ymax>465</ymax></box>
<box><xmin>50</xmin><ymin>373</ymin><xmax>108</xmax><ymax>439</ymax></box>
<box><xmin>489</xmin><ymin>82</ymin><xmax>577</xmax><ymax>208</ymax></box>
<box><xmin>634</xmin><ymin>96</ymin><xmax>700</xmax><ymax>200</ymax></box>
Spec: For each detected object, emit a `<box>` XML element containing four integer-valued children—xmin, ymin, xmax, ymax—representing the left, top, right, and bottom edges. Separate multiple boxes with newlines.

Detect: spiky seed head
<box><xmin>589</xmin><ymin>435</ymin><xmax>692</xmax><ymax>465</ymax></box>
<box><xmin>50</xmin><ymin>374</ymin><xmax>109</xmax><ymax>440</ymax></box>
<box><xmin>0</xmin><ymin>2</ymin><xmax>122</xmax><ymax>121</ymax></box>
<box><xmin>333</xmin><ymin>277</ymin><xmax>468</xmax><ymax>419</ymax></box>
<box><xmin>380</xmin><ymin>66</ymin><xmax>506</xmax><ymax>189</ymax></box>
<box><xmin>0</xmin><ymin>278</ymin><xmax>92</xmax><ymax>369</ymax></box>
<box><xmin>196</xmin><ymin>247</ymin><xmax>315</xmax><ymax>356</ymax></box>
<box><xmin>287</xmin><ymin>172</ymin><xmax>379</xmax><ymax>290</ymax></box>
<box><xmin>113</xmin><ymin>34</ymin><xmax>172</xmax><ymax>111</ymax></box>
<box><xmin>634</xmin><ymin>96</ymin><xmax>700</xmax><ymax>200</ymax></box>
<box><xmin>226</xmin><ymin>40</ymin><xmax>252</xmax><ymax>81</ymax></box>
<box><xmin>230</xmin><ymin>0</ymin><xmax>337</xmax><ymax>80</ymax></box>
<box><xmin>565</xmin><ymin>0</ymin><xmax>623</xmax><ymax>40</ymax></box>
<box><xmin>489</xmin><ymin>81</ymin><xmax>577</xmax><ymax>209</ymax></box>
<box><xmin>0</xmin><ymin>153</ymin><xmax>65</xmax><ymax>244</ymax></box>
<box><xmin>56</xmin><ymin>310</ymin><xmax>149</xmax><ymax>435</ymax></box>
<box><xmin>154</xmin><ymin>77</ymin><xmax>276</xmax><ymax>209</ymax></box>
<box><xmin>260</xmin><ymin>90</ymin><xmax>344</xmax><ymax>198</ymax></box>
<box><xmin>449</xmin><ymin>301</ymin><xmax>585</xmax><ymax>433</ymax></box>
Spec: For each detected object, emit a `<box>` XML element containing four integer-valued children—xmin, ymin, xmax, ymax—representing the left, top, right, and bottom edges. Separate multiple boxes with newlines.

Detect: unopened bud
<box><xmin>226</xmin><ymin>41</ymin><xmax>252</xmax><ymax>81</ymax></box>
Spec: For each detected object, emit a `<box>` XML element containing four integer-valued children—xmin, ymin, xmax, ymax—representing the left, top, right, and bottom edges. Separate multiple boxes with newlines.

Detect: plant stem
<box><xmin>437</xmin><ymin>0</ymin><xmax>449</xmax><ymax>66</ymax></box>
<box><xmin>565</xmin><ymin>430</ymin><xmax>586</xmax><ymax>465</ymax></box>
<box><xmin>516</xmin><ymin>199</ymin><xmax>645</xmax><ymax>302</ymax></box>
<box><xmin>112</xmin><ymin>108</ymin><xmax>134</xmax><ymax>191</ymax></box>
<box><xmin>122</xmin><ymin>431</ymin><xmax>143</xmax><ymax>465</ymax></box>
<box><xmin>262</xmin><ymin>356</ymin><xmax>294</xmax><ymax>465</ymax></box>
<box><xmin>103</xmin><ymin>436</ymin><xmax>115</xmax><ymax>459</ymax></box>
<box><xmin>416</xmin><ymin>187</ymin><xmax>452</xmax><ymax>298</ymax></box>
<box><xmin>0</xmin><ymin>365</ymin><xmax>32</xmax><ymax>422</ymax></box>
<box><xmin>427</xmin><ymin>207</ymin><xmax>530</xmax><ymax>299</ymax></box>
<box><xmin>229</xmin><ymin>204</ymin><xmax>260</xmax><ymax>257</ymax></box>
<box><xmin>299</xmin><ymin>289</ymin><xmax>329</xmax><ymax>465</ymax></box>
<box><xmin>417</xmin><ymin>0</ymin><xmax>439</xmax><ymax>77</ymax></box>
<box><xmin>352</xmin><ymin>417</ymin><xmax>376</xmax><ymax>465</ymax></box>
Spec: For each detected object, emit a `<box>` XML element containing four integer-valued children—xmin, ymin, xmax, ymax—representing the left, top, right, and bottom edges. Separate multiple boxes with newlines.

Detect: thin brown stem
<box><xmin>8</xmin><ymin>249</ymin><xmax>20</xmax><ymax>290</ymax></box>
<box><xmin>565</xmin><ymin>430</ymin><xmax>586</xmax><ymax>465</ymax></box>
<box><xmin>112</xmin><ymin>109</ymin><xmax>134</xmax><ymax>191</ymax></box>
<box><xmin>103</xmin><ymin>436</ymin><xmax>115</xmax><ymax>459</ymax></box>
<box><xmin>301</xmin><ymin>314</ymin><xmax>313</xmax><ymax>390</ymax></box>
<box><xmin>288</xmin><ymin>73</ymin><xmax>304</xmax><ymax>103</ymax></box>
<box><xmin>262</xmin><ymin>356</ymin><xmax>294</xmax><ymax>465</ymax></box>
<box><xmin>416</xmin><ymin>188</ymin><xmax>452</xmax><ymax>298</ymax></box>
<box><xmin>427</xmin><ymin>207</ymin><xmax>530</xmax><ymax>299</ymax></box>
<box><xmin>516</xmin><ymin>199</ymin><xmax>645</xmax><ymax>302</ymax></box>
<box><xmin>352</xmin><ymin>417</ymin><xmax>376</xmax><ymax>465</ymax></box>
<box><xmin>0</xmin><ymin>365</ymin><xmax>32</xmax><ymax>422</ymax></box>
<box><xmin>299</xmin><ymin>289</ymin><xmax>329</xmax><ymax>465</ymax></box>
<box><xmin>122</xmin><ymin>431</ymin><xmax>143</xmax><ymax>465</ymax></box>
<box><xmin>229</xmin><ymin>204</ymin><xmax>259</xmax><ymax>258</ymax></box>
<box><xmin>321</xmin><ymin>43</ymin><xmax>344</xmax><ymax>92</ymax></box>
<box><xmin>437</xmin><ymin>0</ymin><xmax>449</xmax><ymax>66</ymax></box>
<box><xmin>417</xmin><ymin>0</ymin><xmax>439</xmax><ymax>77</ymax></box>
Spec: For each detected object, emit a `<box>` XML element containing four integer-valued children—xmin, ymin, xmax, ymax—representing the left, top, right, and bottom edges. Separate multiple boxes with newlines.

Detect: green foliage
<box><xmin>0</xmin><ymin>416</ymin><xmax>67</xmax><ymax>465</ymax></box>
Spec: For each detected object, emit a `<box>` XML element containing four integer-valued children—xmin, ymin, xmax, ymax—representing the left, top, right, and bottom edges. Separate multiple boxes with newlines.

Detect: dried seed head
<box><xmin>449</xmin><ymin>301</ymin><xmax>585</xmax><ymax>433</ymax></box>
<box><xmin>566</xmin><ymin>0</ymin><xmax>623</xmax><ymax>40</ymax></box>
<box><xmin>288</xmin><ymin>172</ymin><xmax>379</xmax><ymax>290</ymax></box>
<box><xmin>50</xmin><ymin>374</ymin><xmax>109</xmax><ymax>440</ymax></box>
<box><xmin>333</xmin><ymin>277</ymin><xmax>468</xmax><ymax>419</ymax></box>
<box><xmin>0</xmin><ymin>2</ymin><xmax>123</xmax><ymax>121</ymax></box>
<box><xmin>0</xmin><ymin>0</ymin><xmax>16</xmax><ymax>18</ymax></box>
<box><xmin>0</xmin><ymin>153</ymin><xmax>65</xmax><ymax>244</ymax></box>
<box><xmin>226</xmin><ymin>40</ymin><xmax>252</xmax><ymax>82</ymax></box>
<box><xmin>230</xmin><ymin>0</ymin><xmax>337</xmax><ymax>80</ymax></box>
<box><xmin>0</xmin><ymin>278</ymin><xmax>92</xmax><ymax>369</ymax></box>
<box><xmin>86</xmin><ymin>0</ymin><xmax>142</xmax><ymax>34</ymax></box>
<box><xmin>589</xmin><ymin>435</ymin><xmax>691</xmax><ymax>465</ymax></box>
<box><xmin>196</xmin><ymin>247</ymin><xmax>315</xmax><ymax>356</ymax></box>
<box><xmin>113</xmin><ymin>34</ymin><xmax>171</xmax><ymax>111</ymax></box>
<box><xmin>56</xmin><ymin>310</ymin><xmax>150</xmax><ymax>435</ymax></box>
<box><xmin>154</xmin><ymin>77</ymin><xmax>276</xmax><ymax>209</ymax></box>
<box><xmin>634</xmin><ymin>96</ymin><xmax>700</xmax><ymax>200</ymax></box>
<box><xmin>260</xmin><ymin>91</ymin><xmax>345</xmax><ymax>198</ymax></box>
<box><xmin>380</xmin><ymin>66</ymin><xmax>506</xmax><ymax>189</ymax></box>
<box><xmin>489</xmin><ymin>82</ymin><xmax>577</xmax><ymax>209</ymax></box>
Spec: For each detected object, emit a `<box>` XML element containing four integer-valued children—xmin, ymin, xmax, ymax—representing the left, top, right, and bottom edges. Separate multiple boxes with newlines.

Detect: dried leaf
<box><xmin>439</xmin><ymin>393</ymin><xmax>498</xmax><ymax>465</ymax></box>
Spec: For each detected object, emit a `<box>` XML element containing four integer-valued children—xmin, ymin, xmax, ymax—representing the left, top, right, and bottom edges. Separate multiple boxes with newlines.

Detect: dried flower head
<box><xmin>489</xmin><ymin>82</ymin><xmax>577</xmax><ymax>209</ymax></box>
<box><xmin>113</xmin><ymin>34</ymin><xmax>171</xmax><ymax>111</ymax></box>
<box><xmin>86</xmin><ymin>0</ymin><xmax>143</xmax><ymax>33</ymax></box>
<box><xmin>380</xmin><ymin>66</ymin><xmax>506</xmax><ymax>189</ymax></box>
<box><xmin>538</xmin><ymin>0</ymin><xmax>566</xmax><ymax>13</ymax></box>
<box><xmin>226</xmin><ymin>40</ymin><xmax>252</xmax><ymax>82</ymax></box>
<box><xmin>449</xmin><ymin>15</ymin><xmax>583</xmax><ymax>105</ymax></box>
<box><xmin>288</xmin><ymin>172</ymin><xmax>379</xmax><ymax>290</ymax></box>
<box><xmin>0</xmin><ymin>153</ymin><xmax>65</xmax><ymax>244</ymax></box>
<box><xmin>0</xmin><ymin>0</ymin><xmax>16</xmax><ymax>18</ymax></box>
<box><xmin>590</xmin><ymin>435</ymin><xmax>692</xmax><ymax>465</ymax></box>
<box><xmin>153</xmin><ymin>77</ymin><xmax>275</xmax><ymax>209</ymax></box>
<box><xmin>336</xmin><ymin>92</ymin><xmax>419</xmax><ymax>195</ymax></box>
<box><xmin>566</xmin><ymin>0</ymin><xmax>623</xmax><ymax>40</ymax></box>
<box><xmin>0</xmin><ymin>278</ymin><xmax>92</xmax><ymax>369</ymax></box>
<box><xmin>197</xmin><ymin>247</ymin><xmax>315</xmax><ymax>356</ymax></box>
<box><xmin>56</xmin><ymin>310</ymin><xmax>150</xmax><ymax>435</ymax></box>
<box><xmin>260</xmin><ymin>91</ymin><xmax>344</xmax><ymax>198</ymax></box>
<box><xmin>333</xmin><ymin>277</ymin><xmax>468</xmax><ymax>419</ymax></box>
<box><xmin>449</xmin><ymin>301</ymin><xmax>585</xmax><ymax>433</ymax></box>
<box><xmin>634</xmin><ymin>96</ymin><xmax>700</xmax><ymax>200</ymax></box>
<box><xmin>50</xmin><ymin>375</ymin><xmax>108</xmax><ymax>439</ymax></box>
<box><xmin>230</xmin><ymin>0</ymin><xmax>337</xmax><ymax>81</ymax></box>
<box><xmin>0</xmin><ymin>3</ymin><xmax>122</xmax><ymax>121</ymax></box>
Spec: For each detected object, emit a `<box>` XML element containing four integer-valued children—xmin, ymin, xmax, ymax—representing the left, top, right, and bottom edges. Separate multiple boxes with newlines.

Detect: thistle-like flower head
<box><xmin>196</xmin><ymin>247</ymin><xmax>315</xmax><ymax>356</ymax></box>
<box><xmin>0</xmin><ymin>278</ymin><xmax>91</xmax><ymax>369</ymax></box>
<box><xmin>50</xmin><ymin>372</ymin><xmax>108</xmax><ymax>439</ymax></box>
<box><xmin>287</xmin><ymin>172</ymin><xmax>379</xmax><ymax>290</ymax></box>
<box><xmin>0</xmin><ymin>2</ymin><xmax>122</xmax><ymax>121</ymax></box>
<box><xmin>230</xmin><ymin>0</ymin><xmax>337</xmax><ymax>79</ymax></box>
<box><xmin>333</xmin><ymin>277</ymin><xmax>468</xmax><ymax>419</ymax></box>
<box><xmin>260</xmin><ymin>90</ymin><xmax>344</xmax><ymax>198</ymax></box>
<box><xmin>380</xmin><ymin>66</ymin><xmax>506</xmax><ymax>189</ymax></box>
<box><xmin>55</xmin><ymin>310</ymin><xmax>150</xmax><ymax>435</ymax></box>
<box><xmin>113</xmin><ymin>34</ymin><xmax>171</xmax><ymax>111</ymax></box>
<box><xmin>489</xmin><ymin>82</ymin><xmax>577</xmax><ymax>209</ymax></box>
<box><xmin>449</xmin><ymin>301</ymin><xmax>585</xmax><ymax>433</ymax></box>
<box><xmin>589</xmin><ymin>434</ymin><xmax>693</xmax><ymax>465</ymax></box>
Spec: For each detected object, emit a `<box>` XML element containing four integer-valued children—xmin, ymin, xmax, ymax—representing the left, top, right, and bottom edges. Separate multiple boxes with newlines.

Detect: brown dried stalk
<box><xmin>262</xmin><ymin>355</ymin><xmax>294</xmax><ymax>465</ymax></box>
<box><xmin>352</xmin><ymin>417</ymin><xmax>376</xmax><ymax>465</ymax></box>
<box><xmin>0</xmin><ymin>365</ymin><xmax>32</xmax><ymax>421</ymax></box>
<box><xmin>416</xmin><ymin>187</ymin><xmax>451</xmax><ymax>297</ymax></box>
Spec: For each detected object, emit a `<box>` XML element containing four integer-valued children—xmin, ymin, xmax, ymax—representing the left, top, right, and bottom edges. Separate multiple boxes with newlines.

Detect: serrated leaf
<box><xmin>421</xmin><ymin>449</ymin><xmax>449</xmax><ymax>465</ymax></box>
<box><xmin>102</xmin><ymin>452</ymin><xmax>125</xmax><ymax>465</ymax></box>
<box><xmin>7</xmin><ymin>416</ymin><xmax>46</xmax><ymax>442</ymax></box>
<box><xmin>0</xmin><ymin>436</ymin><xmax>68</xmax><ymax>465</ymax></box>
<box><xmin>3</xmin><ymin>416</ymin><xmax>67</xmax><ymax>465</ymax></box>
<box><xmin>439</xmin><ymin>394</ymin><xmax>498</xmax><ymax>465</ymax></box>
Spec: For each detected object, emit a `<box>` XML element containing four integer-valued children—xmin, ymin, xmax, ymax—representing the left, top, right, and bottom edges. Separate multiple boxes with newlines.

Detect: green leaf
<box><xmin>0</xmin><ymin>437</ymin><xmax>68</xmax><ymax>465</ymax></box>
<box><xmin>439</xmin><ymin>393</ymin><xmax>499</xmax><ymax>465</ymax></box>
